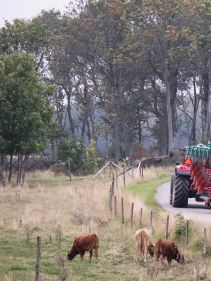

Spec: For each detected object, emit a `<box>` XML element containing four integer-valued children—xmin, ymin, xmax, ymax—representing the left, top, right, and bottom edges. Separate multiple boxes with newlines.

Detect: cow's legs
<box><xmin>160</xmin><ymin>256</ymin><xmax>167</xmax><ymax>267</ymax></box>
<box><xmin>94</xmin><ymin>247</ymin><xmax>98</xmax><ymax>260</ymax></box>
<box><xmin>79</xmin><ymin>251</ymin><xmax>85</xmax><ymax>261</ymax></box>
<box><xmin>167</xmin><ymin>257</ymin><xmax>172</xmax><ymax>267</ymax></box>
<box><xmin>143</xmin><ymin>246</ymin><xmax>148</xmax><ymax>262</ymax></box>
<box><xmin>136</xmin><ymin>245</ymin><xmax>141</xmax><ymax>261</ymax></box>
<box><xmin>155</xmin><ymin>251</ymin><xmax>161</xmax><ymax>263</ymax></box>
<box><xmin>89</xmin><ymin>249</ymin><xmax>93</xmax><ymax>262</ymax></box>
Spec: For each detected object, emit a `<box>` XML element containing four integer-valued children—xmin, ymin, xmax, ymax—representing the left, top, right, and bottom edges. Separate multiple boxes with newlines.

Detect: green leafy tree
<box><xmin>0</xmin><ymin>52</ymin><xmax>55</xmax><ymax>183</ymax></box>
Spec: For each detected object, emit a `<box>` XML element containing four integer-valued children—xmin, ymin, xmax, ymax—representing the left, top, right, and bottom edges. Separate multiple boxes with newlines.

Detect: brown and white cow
<box><xmin>155</xmin><ymin>239</ymin><xmax>184</xmax><ymax>266</ymax></box>
<box><xmin>134</xmin><ymin>228</ymin><xmax>155</xmax><ymax>262</ymax></box>
<box><xmin>67</xmin><ymin>233</ymin><xmax>99</xmax><ymax>262</ymax></box>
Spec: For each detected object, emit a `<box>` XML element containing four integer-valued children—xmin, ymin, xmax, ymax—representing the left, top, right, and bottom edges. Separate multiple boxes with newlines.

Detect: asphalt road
<box><xmin>156</xmin><ymin>182</ymin><xmax>211</xmax><ymax>223</ymax></box>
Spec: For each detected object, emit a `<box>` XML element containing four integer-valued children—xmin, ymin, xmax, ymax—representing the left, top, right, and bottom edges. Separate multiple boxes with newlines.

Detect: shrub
<box><xmin>58</xmin><ymin>137</ymin><xmax>84</xmax><ymax>172</ymax></box>
<box><xmin>84</xmin><ymin>139</ymin><xmax>97</xmax><ymax>173</ymax></box>
<box><xmin>174</xmin><ymin>213</ymin><xmax>187</xmax><ymax>241</ymax></box>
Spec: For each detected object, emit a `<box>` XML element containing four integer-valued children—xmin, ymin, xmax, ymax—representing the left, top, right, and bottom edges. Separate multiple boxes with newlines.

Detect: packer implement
<box><xmin>170</xmin><ymin>143</ymin><xmax>211</xmax><ymax>208</ymax></box>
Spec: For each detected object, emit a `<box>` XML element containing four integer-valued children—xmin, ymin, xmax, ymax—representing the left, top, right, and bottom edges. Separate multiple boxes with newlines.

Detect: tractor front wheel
<box><xmin>172</xmin><ymin>175</ymin><xmax>189</xmax><ymax>208</ymax></box>
<box><xmin>169</xmin><ymin>174</ymin><xmax>176</xmax><ymax>205</ymax></box>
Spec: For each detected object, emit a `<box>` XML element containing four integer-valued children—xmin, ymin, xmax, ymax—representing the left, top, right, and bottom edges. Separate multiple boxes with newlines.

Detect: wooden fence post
<box><xmin>114</xmin><ymin>196</ymin><xmax>117</xmax><ymax>218</ymax></box>
<box><xmin>186</xmin><ymin>220</ymin><xmax>189</xmax><ymax>245</ymax></box>
<box><xmin>130</xmin><ymin>202</ymin><xmax>134</xmax><ymax>228</ymax></box>
<box><xmin>141</xmin><ymin>162</ymin><xmax>144</xmax><ymax>179</ymax></box>
<box><xmin>203</xmin><ymin>228</ymin><xmax>207</xmax><ymax>255</ymax></box>
<box><xmin>165</xmin><ymin>214</ymin><xmax>169</xmax><ymax>240</ymax></box>
<box><xmin>109</xmin><ymin>189</ymin><xmax>112</xmax><ymax>214</ymax></box>
<box><xmin>35</xmin><ymin>236</ymin><xmax>41</xmax><ymax>281</ymax></box>
<box><xmin>139</xmin><ymin>208</ymin><xmax>143</xmax><ymax>227</ymax></box>
<box><xmin>149</xmin><ymin>211</ymin><xmax>153</xmax><ymax>230</ymax></box>
<box><xmin>111</xmin><ymin>173</ymin><xmax>115</xmax><ymax>195</ymax></box>
<box><xmin>115</xmin><ymin>171</ymin><xmax>118</xmax><ymax>189</ymax></box>
<box><xmin>123</xmin><ymin>170</ymin><xmax>126</xmax><ymax>187</ymax></box>
<box><xmin>121</xmin><ymin>197</ymin><xmax>124</xmax><ymax>224</ymax></box>
<box><xmin>109</xmin><ymin>161</ymin><xmax>112</xmax><ymax>178</ymax></box>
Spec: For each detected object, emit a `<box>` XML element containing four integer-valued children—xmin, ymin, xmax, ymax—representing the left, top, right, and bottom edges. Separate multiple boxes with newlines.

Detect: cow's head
<box><xmin>176</xmin><ymin>253</ymin><xmax>185</xmax><ymax>264</ymax></box>
<box><xmin>67</xmin><ymin>239</ymin><xmax>79</xmax><ymax>260</ymax></box>
<box><xmin>148</xmin><ymin>244</ymin><xmax>155</xmax><ymax>257</ymax></box>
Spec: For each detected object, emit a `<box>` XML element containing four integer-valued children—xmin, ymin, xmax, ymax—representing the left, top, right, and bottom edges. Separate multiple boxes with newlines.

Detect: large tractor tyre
<box><xmin>172</xmin><ymin>175</ymin><xmax>189</xmax><ymax>208</ymax></box>
<box><xmin>169</xmin><ymin>174</ymin><xmax>176</xmax><ymax>205</ymax></box>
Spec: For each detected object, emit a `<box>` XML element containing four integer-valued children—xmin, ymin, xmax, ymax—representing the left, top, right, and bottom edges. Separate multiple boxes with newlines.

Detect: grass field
<box><xmin>0</xmin><ymin>169</ymin><xmax>211</xmax><ymax>281</ymax></box>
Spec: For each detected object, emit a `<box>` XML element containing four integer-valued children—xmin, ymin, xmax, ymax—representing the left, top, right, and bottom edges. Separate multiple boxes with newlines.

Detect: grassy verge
<box><xmin>1</xmin><ymin>171</ymin><xmax>211</xmax><ymax>281</ymax></box>
<box><xmin>125</xmin><ymin>173</ymin><xmax>171</xmax><ymax>209</ymax></box>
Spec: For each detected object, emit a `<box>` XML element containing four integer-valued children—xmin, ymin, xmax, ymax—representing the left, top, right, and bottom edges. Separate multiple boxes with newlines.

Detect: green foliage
<box><xmin>174</xmin><ymin>213</ymin><xmax>188</xmax><ymax>241</ymax></box>
<box><xmin>84</xmin><ymin>139</ymin><xmax>97</xmax><ymax>173</ymax></box>
<box><xmin>0</xmin><ymin>52</ymin><xmax>55</xmax><ymax>156</ymax></box>
<box><xmin>58</xmin><ymin>137</ymin><xmax>84</xmax><ymax>172</ymax></box>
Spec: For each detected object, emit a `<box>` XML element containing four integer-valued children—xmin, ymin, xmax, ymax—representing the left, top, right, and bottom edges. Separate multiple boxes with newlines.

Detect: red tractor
<box><xmin>170</xmin><ymin>143</ymin><xmax>211</xmax><ymax>208</ymax></box>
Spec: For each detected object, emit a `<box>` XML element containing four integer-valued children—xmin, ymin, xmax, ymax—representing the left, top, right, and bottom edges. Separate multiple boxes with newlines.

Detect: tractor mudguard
<box><xmin>176</xmin><ymin>164</ymin><xmax>191</xmax><ymax>176</ymax></box>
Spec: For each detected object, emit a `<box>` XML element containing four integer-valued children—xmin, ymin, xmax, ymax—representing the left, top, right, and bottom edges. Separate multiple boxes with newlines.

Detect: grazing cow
<box><xmin>67</xmin><ymin>233</ymin><xmax>99</xmax><ymax>262</ymax></box>
<box><xmin>134</xmin><ymin>228</ymin><xmax>155</xmax><ymax>262</ymax></box>
<box><xmin>155</xmin><ymin>239</ymin><xmax>184</xmax><ymax>266</ymax></box>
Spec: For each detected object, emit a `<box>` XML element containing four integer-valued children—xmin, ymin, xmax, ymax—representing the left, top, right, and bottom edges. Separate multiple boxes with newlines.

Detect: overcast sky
<box><xmin>0</xmin><ymin>0</ymin><xmax>70</xmax><ymax>27</ymax></box>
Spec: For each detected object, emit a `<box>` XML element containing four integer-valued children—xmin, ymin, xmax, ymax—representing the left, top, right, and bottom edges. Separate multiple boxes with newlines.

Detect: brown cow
<box><xmin>67</xmin><ymin>233</ymin><xmax>99</xmax><ymax>262</ymax></box>
<box><xmin>134</xmin><ymin>228</ymin><xmax>155</xmax><ymax>262</ymax></box>
<box><xmin>155</xmin><ymin>239</ymin><xmax>184</xmax><ymax>266</ymax></box>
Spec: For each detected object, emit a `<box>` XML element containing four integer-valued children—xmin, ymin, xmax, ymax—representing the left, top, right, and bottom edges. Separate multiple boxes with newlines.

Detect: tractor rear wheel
<box><xmin>172</xmin><ymin>175</ymin><xmax>189</xmax><ymax>208</ymax></box>
<box><xmin>169</xmin><ymin>174</ymin><xmax>176</xmax><ymax>205</ymax></box>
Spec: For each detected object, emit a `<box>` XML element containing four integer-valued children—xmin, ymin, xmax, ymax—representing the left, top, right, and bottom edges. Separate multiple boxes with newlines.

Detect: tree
<box><xmin>0</xmin><ymin>52</ymin><xmax>55</xmax><ymax>184</ymax></box>
<box><xmin>0</xmin><ymin>10</ymin><xmax>62</xmax><ymax>72</ymax></box>
<box><xmin>130</xmin><ymin>0</ymin><xmax>200</xmax><ymax>153</ymax></box>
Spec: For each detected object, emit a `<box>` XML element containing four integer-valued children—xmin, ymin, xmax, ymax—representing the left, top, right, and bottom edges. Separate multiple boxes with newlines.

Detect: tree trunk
<box><xmin>81</xmin><ymin>119</ymin><xmax>86</xmax><ymax>143</ymax></box>
<box><xmin>16</xmin><ymin>154</ymin><xmax>21</xmax><ymax>186</ymax></box>
<box><xmin>90</xmin><ymin>114</ymin><xmax>97</xmax><ymax>143</ymax></box>
<box><xmin>8</xmin><ymin>154</ymin><xmax>13</xmax><ymax>183</ymax></box>
<box><xmin>160</xmin><ymin>111</ymin><xmax>169</xmax><ymax>155</ymax></box>
<box><xmin>201</xmin><ymin>57</ymin><xmax>209</xmax><ymax>143</ymax></box>
<box><xmin>86</xmin><ymin>120</ymin><xmax>91</xmax><ymax>141</ymax></box>
<box><xmin>165</xmin><ymin>65</ymin><xmax>178</xmax><ymax>155</ymax></box>
<box><xmin>66</xmin><ymin>91</ymin><xmax>75</xmax><ymax>135</ymax></box>
<box><xmin>191</xmin><ymin>77</ymin><xmax>199</xmax><ymax>144</ymax></box>
<box><xmin>166</xmin><ymin>81</ymin><xmax>174</xmax><ymax>155</ymax></box>
<box><xmin>112</xmin><ymin>120</ymin><xmax>121</xmax><ymax>161</ymax></box>
<box><xmin>105</xmin><ymin>127</ymin><xmax>109</xmax><ymax>160</ymax></box>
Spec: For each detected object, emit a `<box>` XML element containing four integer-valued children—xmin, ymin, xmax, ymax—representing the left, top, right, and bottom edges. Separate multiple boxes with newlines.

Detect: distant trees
<box><xmin>0</xmin><ymin>0</ymin><xmax>211</xmax><ymax>169</ymax></box>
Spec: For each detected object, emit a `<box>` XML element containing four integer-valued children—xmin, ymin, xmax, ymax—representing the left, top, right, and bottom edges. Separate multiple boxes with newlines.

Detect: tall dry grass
<box><xmin>1</xmin><ymin>166</ymin><xmax>211</xmax><ymax>280</ymax></box>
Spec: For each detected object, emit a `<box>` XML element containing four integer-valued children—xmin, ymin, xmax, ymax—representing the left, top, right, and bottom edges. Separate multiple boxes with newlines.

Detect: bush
<box><xmin>84</xmin><ymin>139</ymin><xmax>97</xmax><ymax>173</ymax></box>
<box><xmin>174</xmin><ymin>213</ymin><xmax>187</xmax><ymax>241</ymax></box>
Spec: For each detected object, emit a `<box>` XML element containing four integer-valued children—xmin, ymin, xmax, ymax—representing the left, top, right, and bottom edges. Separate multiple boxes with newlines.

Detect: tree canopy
<box><xmin>0</xmin><ymin>0</ymin><xmax>211</xmax><ymax>170</ymax></box>
<box><xmin>0</xmin><ymin>52</ymin><xmax>54</xmax><ymax>182</ymax></box>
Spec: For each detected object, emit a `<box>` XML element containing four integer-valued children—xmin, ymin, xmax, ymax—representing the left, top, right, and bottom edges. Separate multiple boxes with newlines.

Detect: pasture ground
<box><xmin>0</xmin><ymin>168</ymin><xmax>211</xmax><ymax>281</ymax></box>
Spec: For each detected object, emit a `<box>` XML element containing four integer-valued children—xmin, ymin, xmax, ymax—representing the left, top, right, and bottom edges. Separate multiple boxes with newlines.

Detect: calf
<box><xmin>155</xmin><ymin>239</ymin><xmax>184</xmax><ymax>266</ymax></box>
<box><xmin>67</xmin><ymin>233</ymin><xmax>99</xmax><ymax>262</ymax></box>
<box><xmin>134</xmin><ymin>228</ymin><xmax>155</xmax><ymax>262</ymax></box>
